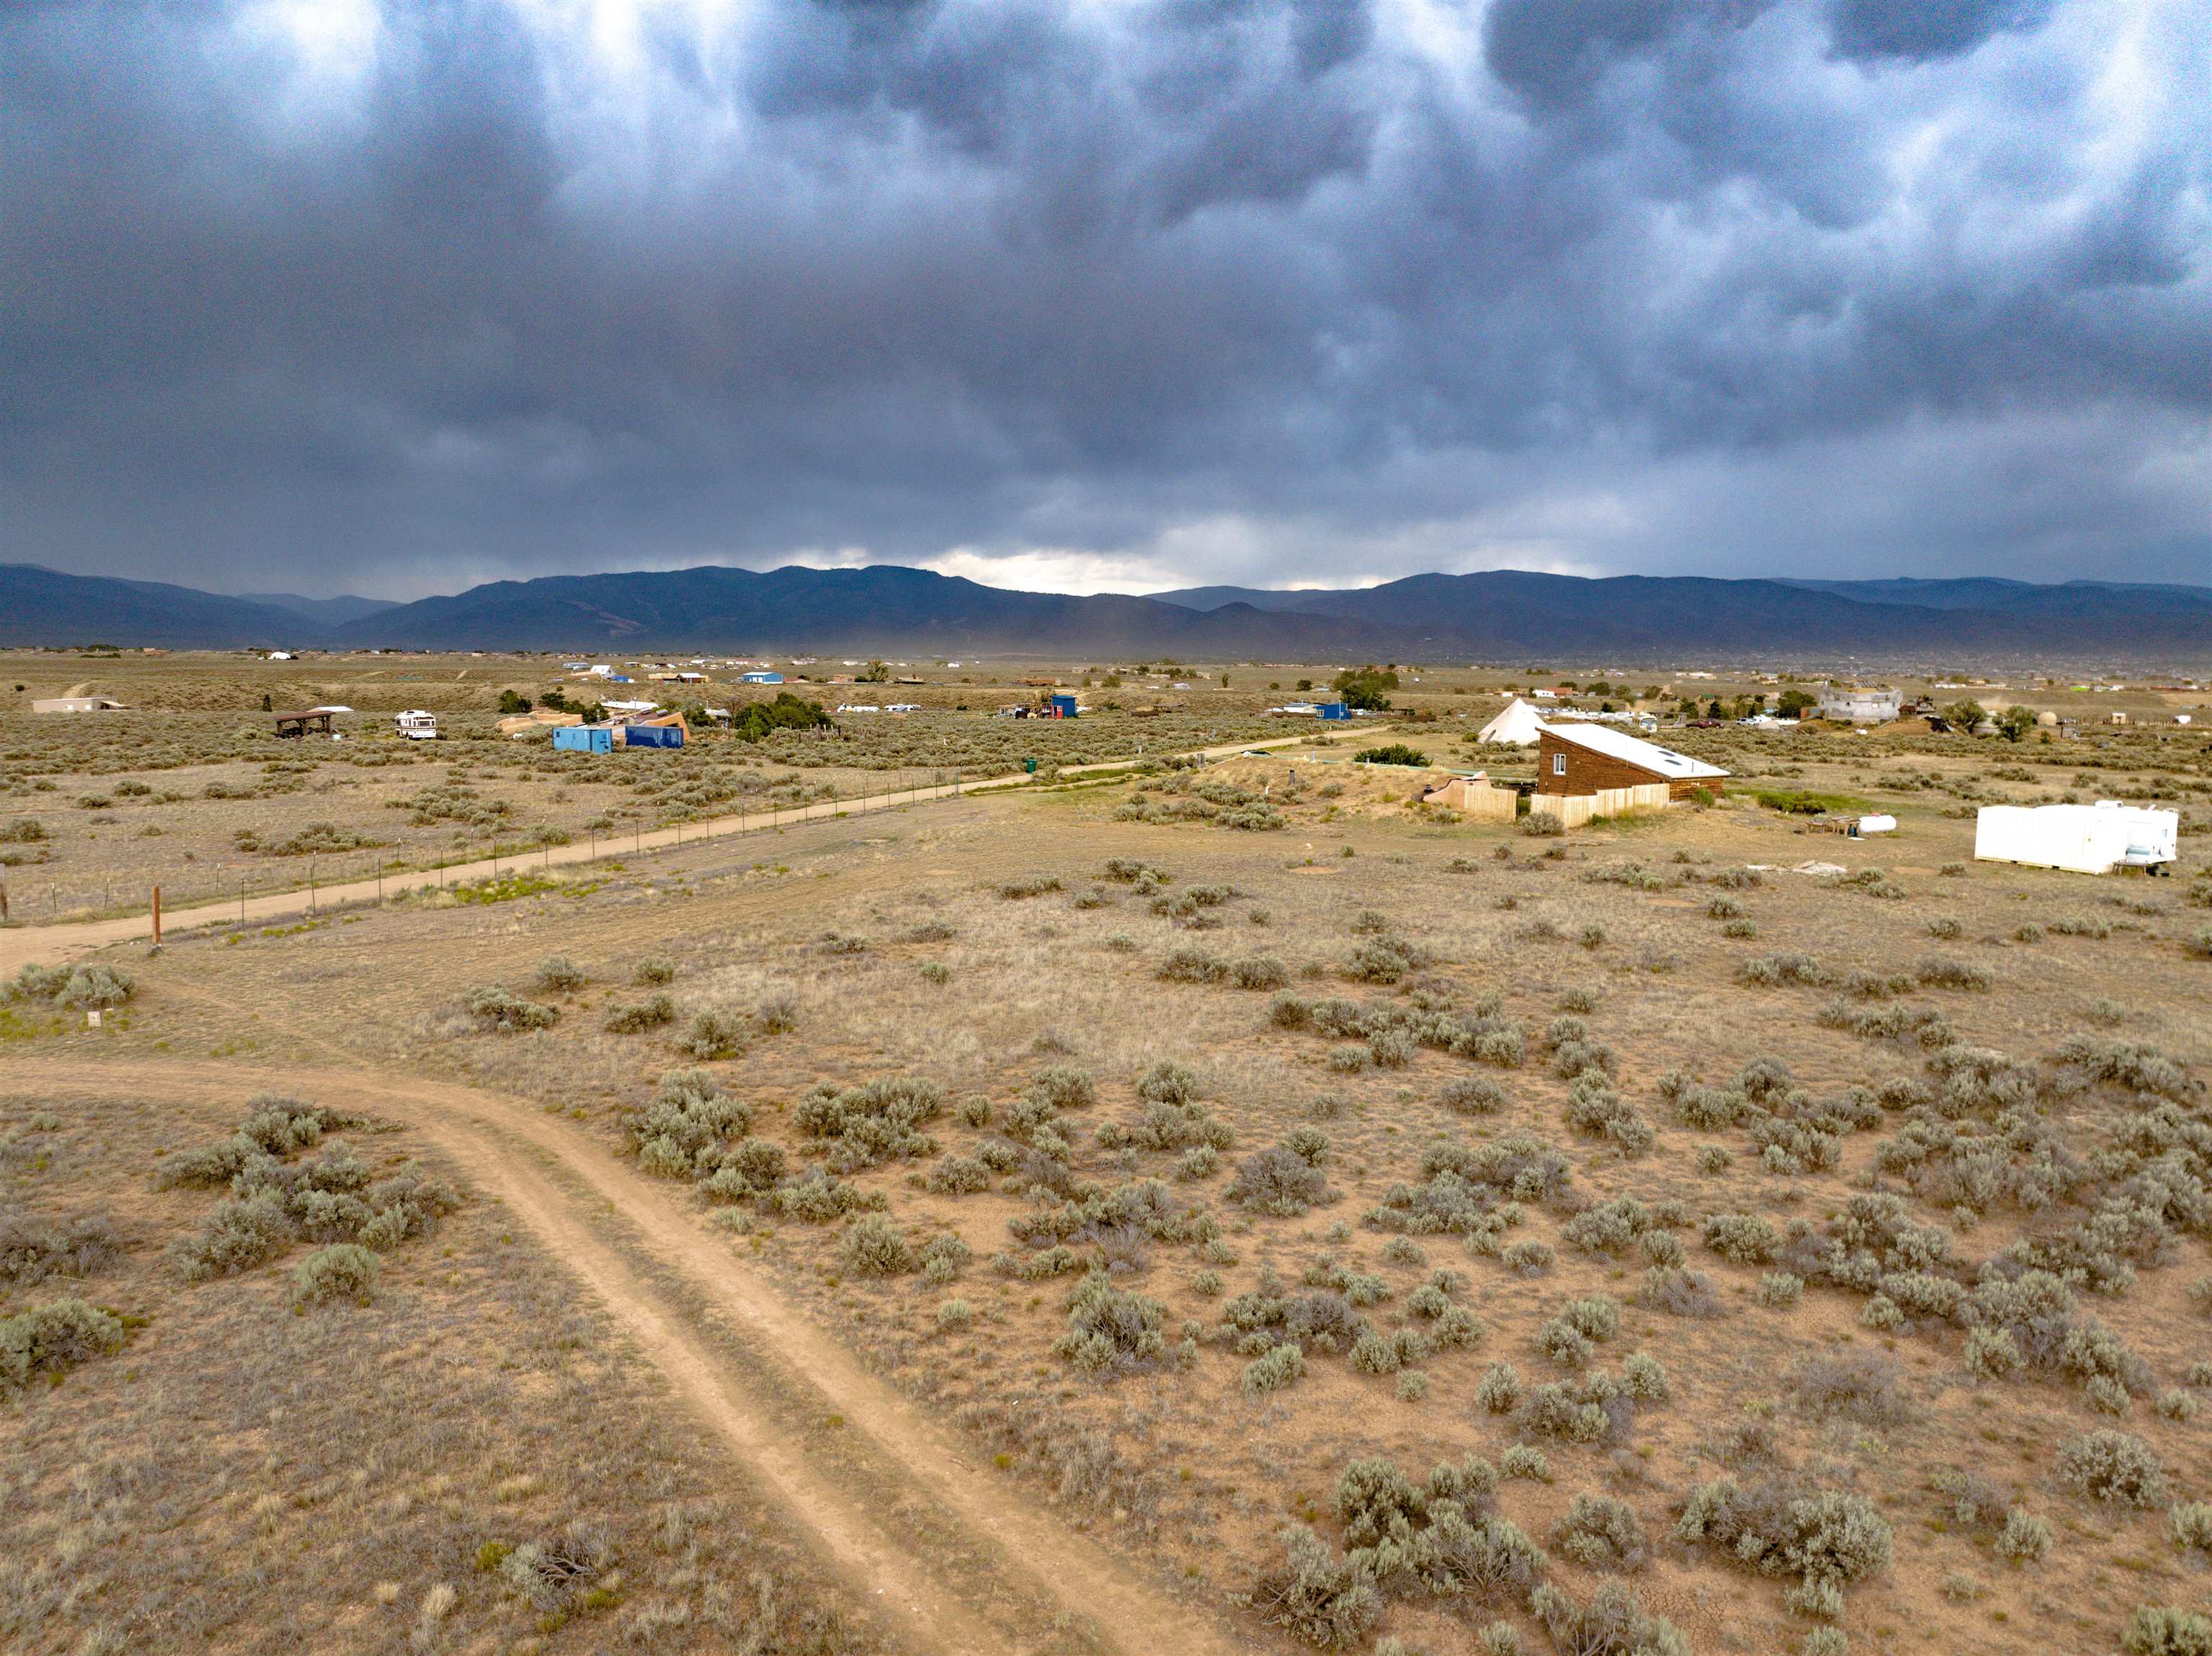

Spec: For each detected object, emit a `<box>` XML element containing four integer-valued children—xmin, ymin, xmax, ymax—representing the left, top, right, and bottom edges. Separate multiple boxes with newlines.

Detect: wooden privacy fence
<box><xmin>1527</xmin><ymin>782</ymin><xmax>1671</xmax><ymax>829</ymax></box>
<box><xmin>1421</xmin><ymin>777</ymin><xmax>1519</xmax><ymax>821</ymax></box>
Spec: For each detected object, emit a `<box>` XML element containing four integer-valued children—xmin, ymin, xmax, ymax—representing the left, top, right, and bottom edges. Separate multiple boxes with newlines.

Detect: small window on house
<box><xmin>1552</xmin><ymin>753</ymin><xmax>1566</xmax><ymax>775</ymax></box>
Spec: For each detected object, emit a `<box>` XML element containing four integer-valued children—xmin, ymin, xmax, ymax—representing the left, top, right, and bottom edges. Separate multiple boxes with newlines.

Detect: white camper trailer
<box><xmin>1974</xmin><ymin>802</ymin><xmax>2177</xmax><ymax>876</ymax></box>
<box><xmin>394</xmin><ymin>709</ymin><xmax>439</xmax><ymax>741</ymax></box>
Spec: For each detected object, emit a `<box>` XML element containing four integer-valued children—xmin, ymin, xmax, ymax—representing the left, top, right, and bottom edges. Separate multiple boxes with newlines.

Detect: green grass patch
<box><xmin>450</xmin><ymin>873</ymin><xmax>563</xmax><ymax>905</ymax></box>
<box><xmin>0</xmin><ymin>1005</ymin><xmax>63</xmax><ymax>1041</ymax></box>
<box><xmin>1751</xmin><ymin>788</ymin><xmax>1876</xmax><ymax>816</ymax></box>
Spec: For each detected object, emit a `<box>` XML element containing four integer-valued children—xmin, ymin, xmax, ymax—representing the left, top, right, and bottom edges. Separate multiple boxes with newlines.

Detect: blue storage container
<box><xmin>623</xmin><ymin>723</ymin><xmax>684</xmax><ymax>749</ymax></box>
<box><xmin>553</xmin><ymin>725</ymin><xmax>614</xmax><ymax>753</ymax></box>
<box><xmin>1047</xmin><ymin>694</ymin><xmax>1078</xmax><ymax>719</ymax></box>
<box><xmin>1318</xmin><ymin>702</ymin><xmax>1349</xmax><ymax>720</ymax></box>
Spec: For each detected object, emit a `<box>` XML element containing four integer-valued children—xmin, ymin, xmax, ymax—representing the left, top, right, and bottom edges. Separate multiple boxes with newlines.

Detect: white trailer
<box><xmin>1974</xmin><ymin>801</ymin><xmax>2177</xmax><ymax>875</ymax></box>
<box><xmin>395</xmin><ymin>709</ymin><xmax>439</xmax><ymax>740</ymax></box>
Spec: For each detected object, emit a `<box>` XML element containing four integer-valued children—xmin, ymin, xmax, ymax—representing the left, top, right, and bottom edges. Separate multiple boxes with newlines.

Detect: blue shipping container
<box><xmin>553</xmin><ymin>725</ymin><xmax>613</xmax><ymax>753</ymax></box>
<box><xmin>1318</xmin><ymin>702</ymin><xmax>1349</xmax><ymax>720</ymax></box>
<box><xmin>1047</xmin><ymin>694</ymin><xmax>1078</xmax><ymax>718</ymax></box>
<box><xmin>623</xmin><ymin>724</ymin><xmax>684</xmax><ymax>749</ymax></box>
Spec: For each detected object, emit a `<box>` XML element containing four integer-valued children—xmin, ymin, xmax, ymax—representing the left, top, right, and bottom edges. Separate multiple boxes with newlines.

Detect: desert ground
<box><xmin>5</xmin><ymin>650</ymin><xmax>2211</xmax><ymax>1656</ymax></box>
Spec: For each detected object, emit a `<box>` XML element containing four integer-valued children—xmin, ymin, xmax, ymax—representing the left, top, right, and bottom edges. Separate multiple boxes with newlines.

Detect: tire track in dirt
<box><xmin>4</xmin><ymin>1055</ymin><xmax>1253</xmax><ymax>1656</ymax></box>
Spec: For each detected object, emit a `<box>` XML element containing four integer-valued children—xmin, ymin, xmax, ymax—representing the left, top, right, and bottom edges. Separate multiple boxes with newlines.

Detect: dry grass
<box><xmin>0</xmin><ymin>1081</ymin><xmax>881</xmax><ymax>1656</ymax></box>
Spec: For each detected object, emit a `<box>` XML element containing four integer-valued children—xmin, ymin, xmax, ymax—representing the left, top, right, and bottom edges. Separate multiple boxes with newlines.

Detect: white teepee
<box><xmin>1476</xmin><ymin>698</ymin><xmax>1546</xmax><ymax>747</ymax></box>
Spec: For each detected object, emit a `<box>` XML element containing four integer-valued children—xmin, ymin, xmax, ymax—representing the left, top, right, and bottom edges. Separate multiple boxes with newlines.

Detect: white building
<box><xmin>1817</xmin><ymin>685</ymin><xmax>1902</xmax><ymax>724</ymax></box>
<box><xmin>1974</xmin><ymin>802</ymin><xmax>2177</xmax><ymax>875</ymax></box>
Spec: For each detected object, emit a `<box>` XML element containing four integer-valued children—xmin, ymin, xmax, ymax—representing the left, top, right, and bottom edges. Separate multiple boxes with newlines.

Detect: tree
<box><xmin>860</xmin><ymin>660</ymin><xmax>890</xmax><ymax>683</ymax></box>
<box><xmin>1777</xmin><ymin>689</ymin><xmax>1815</xmax><ymax>719</ymax></box>
<box><xmin>1707</xmin><ymin>699</ymin><xmax>1725</xmax><ymax>720</ymax></box>
<box><xmin>1997</xmin><ymin>704</ymin><xmax>2038</xmax><ymax>742</ymax></box>
<box><xmin>732</xmin><ymin>693</ymin><xmax>835</xmax><ymax>742</ymax></box>
<box><xmin>1943</xmin><ymin>698</ymin><xmax>1987</xmax><ymax>732</ymax></box>
<box><xmin>1333</xmin><ymin>665</ymin><xmax>1399</xmax><ymax>711</ymax></box>
<box><xmin>498</xmin><ymin>689</ymin><xmax>533</xmax><ymax>714</ymax></box>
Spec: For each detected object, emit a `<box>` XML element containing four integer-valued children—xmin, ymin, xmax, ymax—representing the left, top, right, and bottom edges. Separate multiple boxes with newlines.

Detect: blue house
<box><xmin>739</xmin><ymin>670</ymin><xmax>783</xmax><ymax>685</ymax></box>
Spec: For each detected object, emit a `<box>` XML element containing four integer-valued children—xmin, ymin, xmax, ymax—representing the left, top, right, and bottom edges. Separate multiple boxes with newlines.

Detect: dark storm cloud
<box><xmin>1</xmin><ymin>0</ymin><xmax>2204</xmax><ymax>598</ymax></box>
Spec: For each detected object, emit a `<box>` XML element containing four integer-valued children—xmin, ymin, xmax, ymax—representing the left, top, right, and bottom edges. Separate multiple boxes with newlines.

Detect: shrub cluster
<box><xmin>1055</xmin><ymin>1273</ymin><xmax>1172</xmax><ymax>1374</ymax></box>
<box><xmin>1228</xmin><ymin>1138</ymin><xmax>1335</xmax><ymax>1217</ymax></box>
<box><xmin>1366</xmin><ymin>1135</ymin><xmax>1571</xmax><ymax>1236</ymax></box>
<box><xmin>1674</xmin><ymin>1477</ymin><xmax>1894</xmax><ymax>1618</ymax></box>
<box><xmin>1</xmin><ymin>1297</ymin><xmax>126</xmax><ymax>1395</ymax></box>
<box><xmin>794</xmin><ymin>1076</ymin><xmax>943</xmax><ymax>1171</ymax></box>
<box><xmin>6</xmin><ymin>962</ymin><xmax>135</xmax><ymax>1011</ymax></box>
<box><xmin>161</xmin><ymin>1097</ymin><xmax>455</xmax><ymax>1280</ymax></box>
<box><xmin>0</xmin><ymin>1208</ymin><xmax>122</xmax><ymax>1284</ymax></box>
<box><xmin>626</xmin><ymin>1068</ymin><xmax>756</xmax><ymax>1182</ymax></box>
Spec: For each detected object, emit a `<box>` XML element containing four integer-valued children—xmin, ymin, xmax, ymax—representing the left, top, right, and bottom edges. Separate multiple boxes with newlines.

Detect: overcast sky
<box><xmin>4</xmin><ymin>0</ymin><xmax>2206</xmax><ymax>600</ymax></box>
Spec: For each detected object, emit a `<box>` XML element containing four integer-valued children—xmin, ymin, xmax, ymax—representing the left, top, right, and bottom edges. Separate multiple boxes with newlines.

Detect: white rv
<box><xmin>395</xmin><ymin>709</ymin><xmax>439</xmax><ymax>741</ymax></box>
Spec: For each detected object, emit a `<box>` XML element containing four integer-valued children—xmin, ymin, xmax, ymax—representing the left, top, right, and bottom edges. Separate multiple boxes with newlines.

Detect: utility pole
<box><xmin>151</xmin><ymin>885</ymin><xmax>162</xmax><ymax>948</ymax></box>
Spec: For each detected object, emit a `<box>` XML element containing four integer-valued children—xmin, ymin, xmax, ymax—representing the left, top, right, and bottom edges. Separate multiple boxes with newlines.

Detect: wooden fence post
<box><xmin>151</xmin><ymin>885</ymin><xmax>162</xmax><ymax>948</ymax></box>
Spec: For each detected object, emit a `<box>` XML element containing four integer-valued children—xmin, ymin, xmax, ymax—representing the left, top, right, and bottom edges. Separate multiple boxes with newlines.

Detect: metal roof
<box><xmin>1538</xmin><ymin>720</ymin><xmax>1729</xmax><ymax>780</ymax></box>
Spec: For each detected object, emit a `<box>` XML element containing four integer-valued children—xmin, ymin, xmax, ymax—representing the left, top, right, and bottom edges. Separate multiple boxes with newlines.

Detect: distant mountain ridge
<box><xmin>1</xmin><ymin>564</ymin><xmax>318</xmax><ymax>649</ymax></box>
<box><xmin>240</xmin><ymin>591</ymin><xmax>399</xmax><ymax>626</ymax></box>
<box><xmin>2</xmin><ymin>561</ymin><xmax>2206</xmax><ymax>662</ymax></box>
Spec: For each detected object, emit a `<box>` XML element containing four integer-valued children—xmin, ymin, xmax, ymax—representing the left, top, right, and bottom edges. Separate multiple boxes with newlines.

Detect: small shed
<box><xmin>272</xmin><ymin>709</ymin><xmax>336</xmax><ymax>739</ymax></box>
<box><xmin>1317</xmin><ymin>702</ymin><xmax>1349</xmax><ymax>721</ymax></box>
<box><xmin>1046</xmin><ymin>693</ymin><xmax>1078</xmax><ymax>719</ymax></box>
<box><xmin>554</xmin><ymin>724</ymin><xmax>616</xmax><ymax>754</ymax></box>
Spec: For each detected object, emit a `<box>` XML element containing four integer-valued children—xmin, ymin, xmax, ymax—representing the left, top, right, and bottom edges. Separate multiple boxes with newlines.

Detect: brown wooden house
<box><xmin>1535</xmin><ymin>722</ymin><xmax>1728</xmax><ymax>802</ymax></box>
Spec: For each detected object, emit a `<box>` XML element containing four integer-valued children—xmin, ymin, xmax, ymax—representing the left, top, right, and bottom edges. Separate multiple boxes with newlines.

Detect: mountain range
<box><xmin>4</xmin><ymin>562</ymin><xmax>2206</xmax><ymax>664</ymax></box>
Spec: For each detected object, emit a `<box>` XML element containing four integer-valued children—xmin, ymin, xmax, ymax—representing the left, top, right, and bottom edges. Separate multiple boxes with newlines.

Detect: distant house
<box><xmin>1817</xmin><ymin>685</ymin><xmax>1902</xmax><ymax>724</ymax></box>
<box><xmin>739</xmin><ymin>670</ymin><xmax>783</xmax><ymax>685</ymax></box>
<box><xmin>1536</xmin><ymin>722</ymin><xmax>1728</xmax><ymax>804</ymax></box>
<box><xmin>30</xmin><ymin>696</ymin><xmax>127</xmax><ymax>714</ymax></box>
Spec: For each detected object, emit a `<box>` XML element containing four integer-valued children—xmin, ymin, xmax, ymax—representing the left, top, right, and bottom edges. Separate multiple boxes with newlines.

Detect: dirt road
<box><xmin>0</xmin><ymin>723</ymin><xmax>1392</xmax><ymax>978</ymax></box>
<box><xmin>4</xmin><ymin>1053</ymin><xmax>1253</xmax><ymax>1656</ymax></box>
